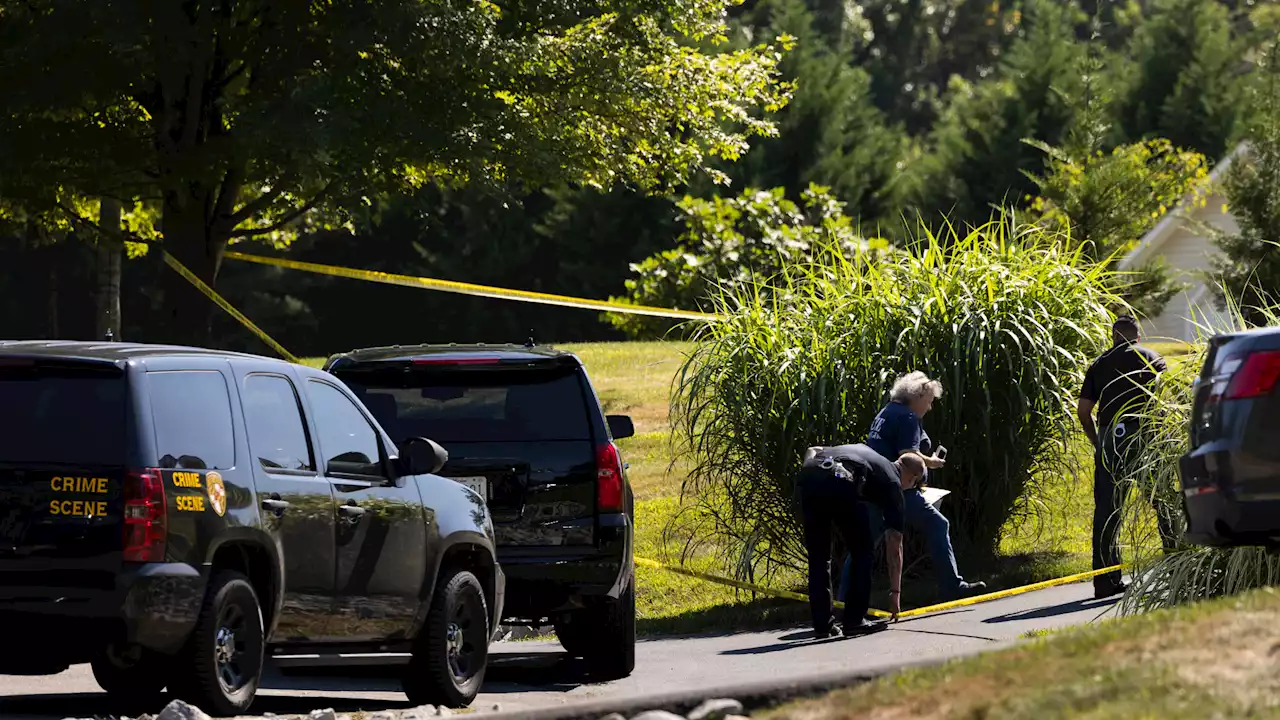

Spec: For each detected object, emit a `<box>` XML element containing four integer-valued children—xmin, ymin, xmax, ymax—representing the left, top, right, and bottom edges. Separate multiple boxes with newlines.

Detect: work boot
<box><xmin>815</xmin><ymin>618</ymin><xmax>842</xmax><ymax>639</ymax></box>
<box><xmin>1094</xmin><ymin>579</ymin><xmax>1128</xmax><ymax>600</ymax></box>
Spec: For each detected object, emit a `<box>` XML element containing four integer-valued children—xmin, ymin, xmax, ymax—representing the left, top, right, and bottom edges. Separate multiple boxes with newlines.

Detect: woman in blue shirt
<box><xmin>847</xmin><ymin>371</ymin><xmax>986</xmax><ymax>602</ymax></box>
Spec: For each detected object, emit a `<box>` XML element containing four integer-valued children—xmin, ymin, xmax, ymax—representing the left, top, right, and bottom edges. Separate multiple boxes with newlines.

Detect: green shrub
<box><xmin>669</xmin><ymin>215</ymin><xmax>1120</xmax><ymax>581</ymax></box>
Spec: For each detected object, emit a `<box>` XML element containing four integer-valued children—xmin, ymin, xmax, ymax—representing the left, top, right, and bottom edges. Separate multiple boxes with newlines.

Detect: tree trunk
<box><xmin>156</xmin><ymin>188</ymin><xmax>229</xmax><ymax>348</ymax></box>
<box><xmin>96</xmin><ymin>198</ymin><xmax>123</xmax><ymax>341</ymax></box>
<box><xmin>47</xmin><ymin>263</ymin><xmax>59</xmax><ymax>339</ymax></box>
<box><xmin>26</xmin><ymin>222</ymin><xmax>60</xmax><ymax>339</ymax></box>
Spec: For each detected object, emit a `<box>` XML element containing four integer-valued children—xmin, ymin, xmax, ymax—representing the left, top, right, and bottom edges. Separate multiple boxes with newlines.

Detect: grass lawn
<box><xmin>304</xmin><ymin>339</ymin><xmax>1185</xmax><ymax>637</ymax></box>
<box><xmin>762</xmin><ymin>587</ymin><xmax>1280</xmax><ymax>719</ymax></box>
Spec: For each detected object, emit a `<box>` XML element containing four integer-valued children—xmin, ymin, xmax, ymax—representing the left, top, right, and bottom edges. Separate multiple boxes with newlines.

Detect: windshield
<box><xmin>0</xmin><ymin>366</ymin><xmax>127</xmax><ymax>466</ymax></box>
<box><xmin>336</xmin><ymin>366</ymin><xmax>593</xmax><ymax>444</ymax></box>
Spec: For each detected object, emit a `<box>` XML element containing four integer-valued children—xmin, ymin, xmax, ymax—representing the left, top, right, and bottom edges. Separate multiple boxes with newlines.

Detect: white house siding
<box><xmin>1137</xmin><ymin>191</ymin><xmax>1240</xmax><ymax>344</ymax></box>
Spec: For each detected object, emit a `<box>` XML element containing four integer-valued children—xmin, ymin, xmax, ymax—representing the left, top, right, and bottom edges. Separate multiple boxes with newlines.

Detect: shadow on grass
<box><xmin>977</xmin><ymin>550</ymin><xmax>1093</xmax><ymax>588</ymax></box>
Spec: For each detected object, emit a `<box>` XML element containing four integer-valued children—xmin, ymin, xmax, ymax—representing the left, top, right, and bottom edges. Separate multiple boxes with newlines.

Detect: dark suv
<box><xmin>1180</xmin><ymin>327</ymin><xmax>1280</xmax><ymax>548</ymax></box>
<box><xmin>323</xmin><ymin>343</ymin><xmax>636</xmax><ymax>677</ymax></box>
<box><xmin>0</xmin><ymin>341</ymin><xmax>503</xmax><ymax>715</ymax></box>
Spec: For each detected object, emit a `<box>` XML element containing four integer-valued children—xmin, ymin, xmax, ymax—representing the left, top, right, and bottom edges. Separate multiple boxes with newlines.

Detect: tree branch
<box><xmin>55</xmin><ymin>203</ymin><xmax>152</xmax><ymax>248</ymax></box>
<box><xmin>226</xmin><ymin>177</ymin><xmax>294</xmax><ymax>226</ymax></box>
<box><xmin>213</xmin><ymin>164</ymin><xmax>245</xmax><ymax>227</ymax></box>
<box><xmin>229</xmin><ymin>182</ymin><xmax>334</xmax><ymax>238</ymax></box>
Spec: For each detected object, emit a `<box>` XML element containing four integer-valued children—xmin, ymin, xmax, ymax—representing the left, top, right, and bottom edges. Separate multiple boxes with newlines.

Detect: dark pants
<box><xmin>1093</xmin><ymin>420</ymin><xmax>1179</xmax><ymax>589</ymax></box>
<box><xmin>838</xmin><ymin>487</ymin><xmax>963</xmax><ymax>603</ymax></box>
<box><xmin>796</xmin><ymin>466</ymin><xmax>875</xmax><ymax>633</ymax></box>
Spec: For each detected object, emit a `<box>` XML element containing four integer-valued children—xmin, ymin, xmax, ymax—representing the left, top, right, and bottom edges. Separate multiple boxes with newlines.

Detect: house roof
<box><xmin>1116</xmin><ymin>141</ymin><xmax>1248</xmax><ymax>271</ymax></box>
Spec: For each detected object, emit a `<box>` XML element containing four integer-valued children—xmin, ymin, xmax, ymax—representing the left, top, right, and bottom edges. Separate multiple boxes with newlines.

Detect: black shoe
<box><xmin>1094</xmin><ymin>580</ymin><xmax>1128</xmax><ymax>599</ymax></box>
<box><xmin>815</xmin><ymin>619</ymin><xmax>842</xmax><ymax>639</ymax></box>
<box><xmin>843</xmin><ymin>618</ymin><xmax>890</xmax><ymax>637</ymax></box>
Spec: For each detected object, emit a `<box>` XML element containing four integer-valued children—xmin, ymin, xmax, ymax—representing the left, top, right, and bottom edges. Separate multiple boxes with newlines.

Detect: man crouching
<box><xmin>796</xmin><ymin>443</ymin><xmax>926</xmax><ymax>638</ymax></box>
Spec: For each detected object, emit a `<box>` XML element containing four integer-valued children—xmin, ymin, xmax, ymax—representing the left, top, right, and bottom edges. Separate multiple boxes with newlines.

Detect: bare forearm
<box><xmin>1078</xmin><ymin>411</ymin><xmax>1098</xmax><ymax>447</ymax></box>
<box><xmin>885</xmin><ymin>530</ymin><xmax>904</xmax><ymax>592</ymax></box>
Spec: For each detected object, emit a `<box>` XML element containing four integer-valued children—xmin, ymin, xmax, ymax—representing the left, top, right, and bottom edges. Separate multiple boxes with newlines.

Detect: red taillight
<box><xmin>1225</xmin><ymin>350</ymin><xmax>1280</xmax><ymax>400</ymax></box>
<box><xmin>123</xmin><ymin>468</ymin><xmax>166</xmax><ymax>563</ymax></box>
<box><xmin>596</xmin><ymin>442</ymin><xmax>624</xmax><ymax>513</ymax></box>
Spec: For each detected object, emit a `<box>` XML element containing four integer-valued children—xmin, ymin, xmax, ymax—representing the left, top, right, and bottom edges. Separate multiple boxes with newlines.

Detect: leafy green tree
<box><xmin>1115</xmin><ymin>0</ymin><xmax>1242</xmax><ymax>158</ymax></box>
<box><xmin>1024</xmin><ymin>116</ymin><xmax>1211</xmax><ymax>320</ymax></box>
<box><xmin>606</xmin><ymin>184</ymin><xmax>892</xmax><ymax>339</ymax></box>
<box><xmin>0</xmin><ymin>0</ymin><xmax>792</xmax><ymax>345</ymax></box>
<box><xmin>1210</xmin><ymin>45</ymin><xmax>1280</xmax><ymax>323</ymax></box>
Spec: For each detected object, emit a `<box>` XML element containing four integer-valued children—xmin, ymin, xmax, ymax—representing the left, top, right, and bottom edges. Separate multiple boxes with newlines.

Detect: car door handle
<box><xmin>338</xmin><ymin>504</ymin><xmax>366</xmax><ymax>518</ymax></box>
<box><xmin>261</xmin><ymin>497</ymin><xmax>290</xmax><ymax>514</ymax></box>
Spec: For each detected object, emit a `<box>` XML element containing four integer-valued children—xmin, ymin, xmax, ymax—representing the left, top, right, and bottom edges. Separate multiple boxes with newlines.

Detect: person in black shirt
<box><xmin>795</xmin><ymin>443</ymin><xmax>924</xmax><ymax>638</ymax></box>
<box><xmin>1077</xmin><ymin>315</ymin><xmax>1173</xmax><ymax>599</ymax></box>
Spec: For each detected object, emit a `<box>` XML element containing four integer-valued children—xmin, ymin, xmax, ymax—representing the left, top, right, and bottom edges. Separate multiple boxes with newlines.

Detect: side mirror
<box><xmin>399</xmin><ymin>437</ymin><xmax>449</xmax><ymax>476</ymax></box>
<box><xmin>606</xmin><ymin>414</ymin><xmax>635</xmax><ymax>440</ymax></box>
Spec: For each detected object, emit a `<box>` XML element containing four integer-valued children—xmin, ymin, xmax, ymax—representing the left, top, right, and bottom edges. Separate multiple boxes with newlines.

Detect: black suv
<box><xmin>0</xmin><ymin>341</ymin><xmax>504</xmax><ymax>715</ymax></box>
<box><xmin>323</xmin><ymin>343</ymin><xmax>637</xmax><ymax>677</ymax></box>
<box><xmin>1180</xmin><ymin>327</ymin><xmax>1280</xmax><ymax>548</ymax></box>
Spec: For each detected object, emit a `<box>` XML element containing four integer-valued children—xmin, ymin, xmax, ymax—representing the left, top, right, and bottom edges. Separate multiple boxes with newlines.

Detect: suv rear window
<box><xmin>148</xmin><ymin>371</ymin><xmax>236</xmax><ymax>470</ymax></box>
<box><xmin>0</xmin><ymin>364</ymin><xmax>127</xmax><ymax>466</ymax></box>
<box><xmin>337</xmin><ymin>366</ymin><xmax>593</xmax><ymax>444</ymax></box>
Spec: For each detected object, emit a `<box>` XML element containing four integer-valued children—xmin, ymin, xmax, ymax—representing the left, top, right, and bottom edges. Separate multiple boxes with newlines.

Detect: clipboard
<box><xmin>919</xmin><ymin>486</ymin><xmax>951</xmax><ymax>508</ymax></box>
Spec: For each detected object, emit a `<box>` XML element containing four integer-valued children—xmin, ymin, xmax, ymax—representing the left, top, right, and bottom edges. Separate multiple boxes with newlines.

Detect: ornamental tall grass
<box><xmin>669</xmin><ymin>217</ymin><xmax>1119</xmax><ymax>582</ymax></box>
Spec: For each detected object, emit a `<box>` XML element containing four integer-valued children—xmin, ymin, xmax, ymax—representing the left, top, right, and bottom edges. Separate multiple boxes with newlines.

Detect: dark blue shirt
<box><xmin>867</xmin><ymin>401</ymin><xmax>924</xmax><ymax>460</ymax></box>
<box><xmin>867</xmin><ymin>401</ymin><xmax>932</xmax><ymax>486</ymax></box>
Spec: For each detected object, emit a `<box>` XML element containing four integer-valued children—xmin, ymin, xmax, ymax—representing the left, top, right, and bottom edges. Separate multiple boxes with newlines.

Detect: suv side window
<box><xmin>306</xmin><ymin>379</ymin><xmax>385</xmax><ymax>478</ymax></box>
<box><xmin>242</xmin><ymin>374</ymin><xmax>315</xmax><ymax>473</ymax></box>
<box><xmin>148</xmin><ymin>370</ymin><xmax>236</xmax><ymax>470</ymax></box>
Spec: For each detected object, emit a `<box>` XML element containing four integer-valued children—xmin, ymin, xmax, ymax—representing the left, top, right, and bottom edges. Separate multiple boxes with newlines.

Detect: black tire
<box><xmin>402</xmin><ymin>568</ymin><xmax>490</xmax><ymax>708</ymax></box>
<box><xmin>169</xmin><ymin>571</ymin><xmax>265</xmax><ymax>717</ymax></box>
<box><xmin>554</xmin><ymin>575</ymin><xmax>636</xmax><ymax>680</ymax></box>
<box><xmin>91</xmin><ymin>644</ymin><xmax>169</xmax><ymax>707</ymax></box>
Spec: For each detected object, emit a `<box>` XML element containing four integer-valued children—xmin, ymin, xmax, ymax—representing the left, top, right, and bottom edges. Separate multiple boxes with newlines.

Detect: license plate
<box><xmin>452</xmin><ymin>476</ymin><xmax>489</xmax><ymax>500</ymax></box>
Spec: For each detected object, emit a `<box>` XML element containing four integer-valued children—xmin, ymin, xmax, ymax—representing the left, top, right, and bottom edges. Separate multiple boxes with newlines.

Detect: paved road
<box><xmin>0</xmin><ymin>582</ymin><xmax>1121</xmax><ymax>719</ymax></box>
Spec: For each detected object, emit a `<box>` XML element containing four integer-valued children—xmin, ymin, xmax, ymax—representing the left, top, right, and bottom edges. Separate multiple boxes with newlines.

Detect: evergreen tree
<box><xmin>914</xmin><ymin>0</ymin><xmax>1087</xmax><ymax>227</ymax></box>
<box><xmin>856</xmin><ymin>0</ymin><xmax>1026</xmax><ymax>136</ymax></box>
<box><xmin>717</xmin><ymin>0</ymin><xmax>909</xmax><ymax>229</ymax></box>
<box><xmin>1117</xmin><ymin>0</ymin><xmax>1242</xmax><ymax>158</ymax></box>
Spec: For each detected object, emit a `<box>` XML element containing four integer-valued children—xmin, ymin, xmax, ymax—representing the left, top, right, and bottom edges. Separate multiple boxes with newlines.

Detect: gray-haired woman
<box><xmin>863</xmin><ymin>371</ymin><xmax>986</xmax><ymax>601</ymax></box>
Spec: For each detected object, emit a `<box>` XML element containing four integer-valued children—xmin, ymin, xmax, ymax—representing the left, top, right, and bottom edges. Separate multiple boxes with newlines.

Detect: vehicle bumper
<box><xmin>1181</xmin><ymin>449</ymin><xmax>1280</xmax><ymax>547</ymax></box>
<box><xmin>498</xmin><ymin>513</ymin><xmax>632</xmax><ymax>622</ymax></box>
<box><xmin>0</xmin><ymin>562</ymin><xmax>204</xmax><ymax>671</ymax></box>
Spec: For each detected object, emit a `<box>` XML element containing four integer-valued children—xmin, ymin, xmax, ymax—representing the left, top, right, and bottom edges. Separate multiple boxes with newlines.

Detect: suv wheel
<box><xmin>170</xmin><ymin>571</ymin><xmax>265</xmax><ymax>716</ymax></box>
<box><xmin>554</xmin><ymin>574</ymin><xmax>636</xmax><ymax>679</ymax></box>
<box><xmin>91</xmin><ymin>643</ymin><xmax>168</xmax><ymax>706</ymax></box>
<box><xmin>403</xmin><ymin>568</ymin><xmax>490</xmax><ymax>707</ymax></box>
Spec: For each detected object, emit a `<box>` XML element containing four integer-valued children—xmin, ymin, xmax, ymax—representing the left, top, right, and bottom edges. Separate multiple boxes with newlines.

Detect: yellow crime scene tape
<box><xmin>636</xmin><ymin>555</ymin><xmax>1128</xmax><ymax>621</ymax></box>
<box><xmin>224</xmin><ymin>251</ymin><xmax>725</xmax><ymax>322</ymax></box>
<box><xmin>161</xmin><ymin>251</ymin><xmax>301</xmax><ymax>364</ymax></box>
<box><xmin>165</xmin><ymin>251</ymin><xmax>1128</xmax><ymax>626</ymax></box>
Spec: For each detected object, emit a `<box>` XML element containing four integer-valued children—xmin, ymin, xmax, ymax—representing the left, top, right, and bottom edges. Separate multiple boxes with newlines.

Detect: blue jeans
<box><xmin>839</xmin><ymin>488</ymin><xmax>963</xmax><ymax>602</ymax></box>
